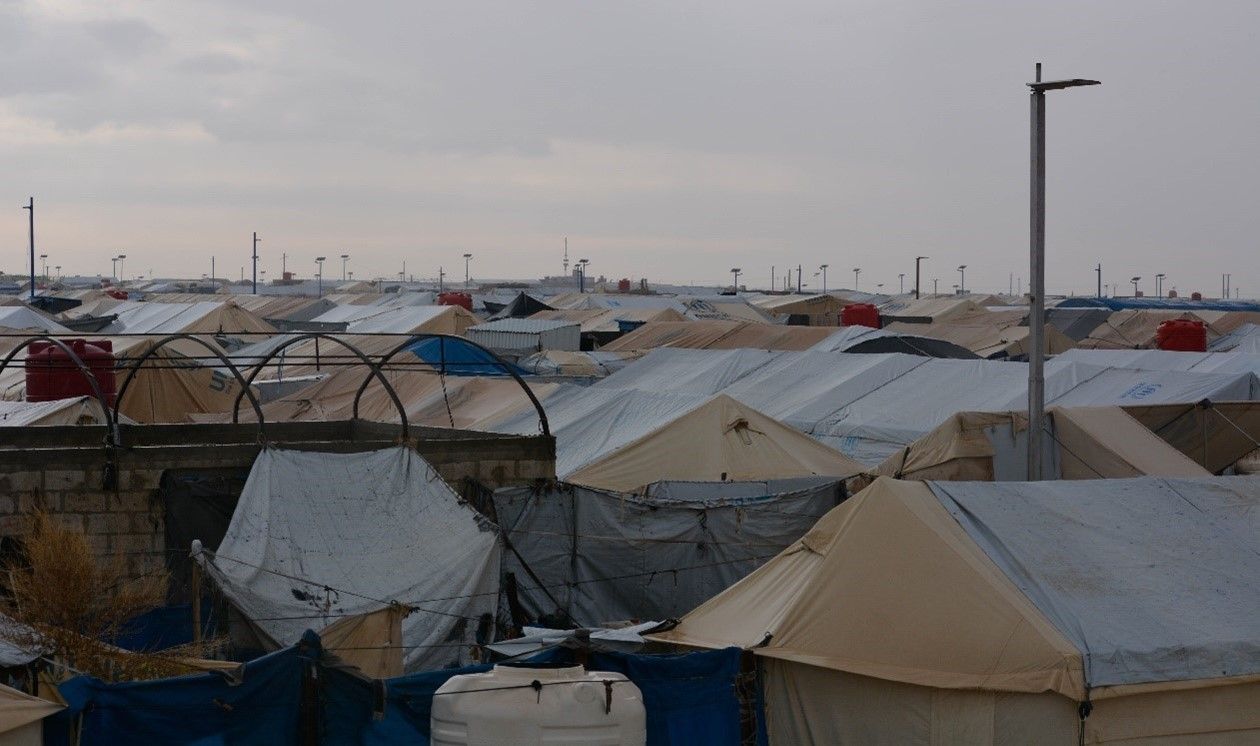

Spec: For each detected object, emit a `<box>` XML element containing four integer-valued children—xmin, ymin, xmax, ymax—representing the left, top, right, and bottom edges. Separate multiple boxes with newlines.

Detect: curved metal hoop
<box><xmin>0</xmin><ymin>335</ymin><xmax>118</xmax><ymax>444</ymax></box>
<box><xmin>230</xmin><ymin>333</ymin><xmax>410</xmax><ymax>440</ymax></box>
<box><xmin>352</xmin><ymin>334</ymin><xmax>550</xmax><ymax>437</ymax></box>
<box><xmin>113</xmin><ymin>333</ymin><xmax>267</xmax><ymax>445</ymax></box>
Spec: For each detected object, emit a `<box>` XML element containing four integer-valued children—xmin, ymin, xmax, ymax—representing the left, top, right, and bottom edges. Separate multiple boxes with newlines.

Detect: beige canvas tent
<box><xmin>565</xmin><ymin>394</ymin><xmax>865</xmax><ymax>492</ymax></box>
<box><xmin>0</xmin><ymin>683</ymin><xmax>61</xmax><ymax>746</ymax></box>
<box><xmin>657</xmin><ymin>476</ymin><xmax>1260</xmax><ymax>744</ymax></box>
<box><xmin>883</xmin><ymin>310</ymin><xmax>1075</xmax><ymax>359</ymax></box>
<box><xmin>748</xmin><ymin>294</ymin><xmax>845</xmax><ymax>325</ymax></box>
<box><xmin>529</xmin><ymin>307</ymin><xmax>686</xmax><ymax>334</ymax></box>
<box><xmin>860</xmin><ymin>406</ymin><xmax>1209</xmax><ymax>487</ymax></box>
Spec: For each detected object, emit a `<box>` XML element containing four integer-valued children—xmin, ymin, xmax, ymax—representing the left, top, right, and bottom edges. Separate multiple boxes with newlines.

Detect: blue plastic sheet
<box><xmin>46</xmin><ymin>633</ymin><xmax>318</xmax><ymax>746</ymax></box>
<box><xmin>322</xmin><ymin>663</ymin><xmax>492</xmax><ymax>746</ymax></box>
<box><xmin>405</xmin><ymin>337</ymin><xmax>526</xmax><ymax>377</ymax></box>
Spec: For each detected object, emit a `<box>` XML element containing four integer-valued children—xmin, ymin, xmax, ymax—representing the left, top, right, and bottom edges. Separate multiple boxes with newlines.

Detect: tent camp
<box><xmin>601</xmin><ymin>320</ymin><xmax>836</xmax><ymax>352</ymax></box>
<box><xmin>77</xmin><ymin>301</ymin><xmax>277</xmax><ymax>336</ymax></box>
<box><xmin>747</xmin><ymin>294</ymin><xmax>845</xmax><ymax>325</ymax></box>
<box><xmin>564</xmin><ymin>394</ymin><xmax>865</xmax><ymax>492</ymax></box>
<box><xmin>197</xmin><ymin>447</ymin><xmax>501</xmax><ymax>672</ymax></box>
<box><xmin>881</xmin><ymin>313</ymin><xmax>1075</xmax><ymax>359</ymax></box>
<box><xmin>861</xmin><ymin>406</ymin><xmax>1209</xmax><ymax>486</ymax></box>
<box><xmin>494</xmin><ymin>477</ymin><xmax>846</xmax><ymax>626</ymax></box>
<box><xmin>657</xmin><ymin>475</ymin><xmax>1260</xmax><ymax>744</ymax></box>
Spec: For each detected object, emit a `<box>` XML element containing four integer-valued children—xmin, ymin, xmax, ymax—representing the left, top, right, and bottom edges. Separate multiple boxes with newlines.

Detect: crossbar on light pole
<box><xmin>1027</xmin><ymin>63</ymin><xmax>1100</xmax><ymax>481</ymax></box>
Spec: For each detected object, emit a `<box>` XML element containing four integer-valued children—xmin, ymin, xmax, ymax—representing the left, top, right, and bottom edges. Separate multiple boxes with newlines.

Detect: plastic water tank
<box><xmin>25</xmin><ymin>339</ymin><xmax>117</xmax><ymax>405</ymax></box>
<box><xmin>1156</xmin><ymin>319</ymin><xmax>1207</xmax><ymax>352</ymax></box>
<box><xmin>438</xmin><ymin>292</ymin><xmax>474</xmax><ymax>311</ymax></box>
<box><xmin>431</xmin><ymin>664</ymin><xmax>646</xmax><ymax>746</ymax></box>
<box><xmin>841</xmin><ymin>303</ymin><xmax>881</xmax><ymax>328</ymax></box>
<box><xmin>618</xmin><ymin>278</ymin><xmax>632</xmax><ymax>293</ymax></box>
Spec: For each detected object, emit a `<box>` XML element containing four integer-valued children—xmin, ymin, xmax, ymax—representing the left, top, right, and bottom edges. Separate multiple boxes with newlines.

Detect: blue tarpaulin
<box><xmin>1057</xmin><ymin>296</ymin><xmax>1260</xmax><ymax>313</ymax></box>
<box><xmin>405</xmin><ymin>337</ymin><xmax>526</xmax><ymax>377</ymax></box>
<box><xmin>47</xmin><ymin>632</ymin><xmax>318</xmax><ymax>746</ymax></box>
<box><xmin>321</xmin><ymin>662</ymin><xmax>492</xmax><ymax>745</ymax></box>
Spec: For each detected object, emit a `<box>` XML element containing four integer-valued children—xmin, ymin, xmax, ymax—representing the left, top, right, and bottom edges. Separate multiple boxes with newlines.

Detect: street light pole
<box><xmin>315</xmin><ymin>256</ymin><xmax>326</xmax><ymax>297</ymax></box>
<box><xmin>39</xmin><ymin>254</ymin><xmax>47</xmax><ymax>282</ymax></box>
<box><xmin>957</xmin><ymin>265</ymin><xmax>967</xmax><ymax>294</ymax></box>
<box><xmin>252</xmin><ymin>232</ymin><xmax>260</xmax><ymax>294</ymax></box>
<box><xmin>730</xmin><ymin>267</ymin><xmax>741</xmax><ymax>293</ymax></box>
<box><xmin>933</xmin><ymin>278</ymin><xmax>938</xmax><ymax>295</ymax></box>
<box><xmin>1131</xmin><ymin>276</ymin><xmax>1141</xmax><ymax>296</ymax></box>
<box><xmin>915</xmin><ymin>256</ymin><xmax>928</xmax><ymax>299</ymax></box>
<box><xmin>820</xmin><ymin>264</ymin><xmax>829</xmax><ymax>294</ymax></box>
<box><xmin>579</xmin><ymin>258</ymin><xmax>590</xmax><ymax>293</ymax></box>
<box><xmin>22</xmin><ymin>198</ymin><xmax>34</xmax><ymax>301</ymax></box>
<box><xmin>1027</xmin><ymin>64</ymin><xmax>1099</xmax><ymax>482</ymax></box>
<box><xmin>1095</xmin><ymin>263</ymin><xmax>1102</xmax><ymax>298</ymax></box>
<box><xmin>1155</xmin><ymin>273</ymin><xmax>1165</xmax><ymax>297</ymax></box>
<box><xmin>898</xmin><ymin>273</ymin><xmax>905</xmax><ymax>294</ymax></box>
<box><xmin>341</xmin><ymin>254</ymin><xmax>349</xmax><ymax>282</ymax></box>
<box><xmin>853</xmin><ymin>267</ymin><xmax>860</xmax><ymax>291</ymax></box>
<box><xmin>463</xmin><ymin>253</ymin><xmax>473</xmax><ymax>288</ymax></box>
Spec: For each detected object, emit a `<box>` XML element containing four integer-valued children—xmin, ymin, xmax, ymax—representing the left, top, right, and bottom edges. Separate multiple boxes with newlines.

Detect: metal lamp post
<box><xmin>915</xmin><ymin>256</ymin><xmax>929</xmax><ymax>299</ymax></box>
<box><xmin>1027</xmin><ymin>63</ymin><xmax>1100</xmax><ymax>481</ymax></box>
<box><xmin>820</xmin><ymin>264</ymin><xmax>829</xmax><ymax>293</ymax></box>
<box><xmin>252</xmin><ymin>233</ymin><xmax>260</xmax><ymax>294</ymax></box>
<box><xmin>463</xmin><ymin>253</ymin><xmax>473</xmax><ymax>288</ymax></box>
<box><xmin>341</xmin><ymin>254</ymin><xmax>350</xmax><ymax>282</ymax></box>
<box><xmin>39</xmin><ymin>254</ymin><xmax>47</xmax><ymax>282</ymax></box>
<box><xmin>315</xmin><ymin>256</ymin><xmax>326</xmax><ymax>297</ymax></box>
<box><xmin>853</xmin><ymin>267</ymin><xmax>861</xmax><ymax>291</ymax></box>
<box><xmin>898</xmin><ymin>273</ymin><xmax>905</xmax><ymax>294</ymax></box>
<box><xmin>111</xmin><ymin>256</ymin><xmax>120</xmax><ymax>280</ymax></box>
<box><xmin>1155</xmin><ymin>273</ymin><xmax>1166</xmax><ymax>297</ymax></box>
<box><xmin>730</xmin><ymin>267</ymin><xmax>741</xmax><ymax>292</ymax></box>
<box><xmin>578</xmin><ymin>258</ymin><xmax>590</xmax><ymax>293</ymax></box>
<box><xmin>957</xmin><ymin>264</ymin><xmax>967</xmax><ymax>294</ymax></box>
<box><xmin>1131</xmin><ymin>276</ymin><xmax>1141</xmax><ymax>296</ymax></box>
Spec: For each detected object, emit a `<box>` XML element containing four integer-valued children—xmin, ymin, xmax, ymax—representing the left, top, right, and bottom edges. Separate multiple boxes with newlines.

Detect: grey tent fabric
<box><xmin>929</xmin><ymin>476</ymin><xmax>1260</xmax><ymax>689</ymax></box>
<box><xmin>494</xmin><ymin>478</ymin><xmax>845</xmax><ymax>626</ymax></box>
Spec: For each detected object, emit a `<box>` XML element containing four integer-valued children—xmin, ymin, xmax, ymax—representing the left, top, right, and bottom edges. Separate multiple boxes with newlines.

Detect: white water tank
<box><xmin>431</xmin><ymin>663</ymin><xmax>646</xmax><ymax>745</ymax></box>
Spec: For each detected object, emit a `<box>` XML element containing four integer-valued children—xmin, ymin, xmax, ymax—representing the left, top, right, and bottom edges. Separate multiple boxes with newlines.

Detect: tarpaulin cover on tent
<box><xmin>197</xmin><ymin>447</ymin><xmax>501</xmax><ymax>671</ymax></box>
<box><xmin>495</xmin><ymin>477</ymin><xmax>844</xmax><ymax>625</ymax></box>
<box><xmin>404</xmin><ymin>336</ymin><xmax>526</xmax><ymax>376</ymax></box>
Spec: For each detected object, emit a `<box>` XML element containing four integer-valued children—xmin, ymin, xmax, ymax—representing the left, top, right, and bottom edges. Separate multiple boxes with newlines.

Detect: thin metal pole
<box><xmin>252</xmin><ymin>232</ymin><xmax>260</xmax><ymax>294</ymax></box>
<box><xmin>796</xmin><ymin>264</ymin><xmax>802</xmax><ymax>293</ymax></box>
<box><xmin>1028</xmin><ymin>68</ymin><xmax>1047</xmax><ymax>481</ymax></box>
<box><xmin>1096</xmin><ymin>263</ymin><xmax>1102</xmax><ymax>298</ymax></box>
<box><xmin>23</xmin><ymin>198</ymin><xmax>34</xmax><ymax>301</ymax></box>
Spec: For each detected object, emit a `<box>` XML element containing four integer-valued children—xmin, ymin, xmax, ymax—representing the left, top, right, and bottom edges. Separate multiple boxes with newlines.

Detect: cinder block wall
<box><xmin>0</xmin><ymin>434</ymin><xmax>554</xmax><ymax>583</ymax></box>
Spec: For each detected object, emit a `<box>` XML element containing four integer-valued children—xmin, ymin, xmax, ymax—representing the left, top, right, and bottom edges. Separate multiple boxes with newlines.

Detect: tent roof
<box><xmin>661</xmin><ymin>475</ymin><xmax>1260</xmax><ymax>699</ymax></box>
<box><xmin>565</xmin><ymin>394</ymin><xmax>865</xmax><ymax>491</ymax></box>
<box><xmin>602</xmin><ymin>320</ymin><xmax>834</xmax><ymax>352</ymax></box>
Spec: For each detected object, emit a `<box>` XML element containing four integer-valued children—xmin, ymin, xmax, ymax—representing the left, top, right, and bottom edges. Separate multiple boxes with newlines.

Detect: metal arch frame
<box><xmin>230</xmin><ymin>332</ymin><xmax>410</xmax><ymax>439</ymax></box>
<box><xmin>353</xmin><ymin>334</ymin><xmax>550</xmax><ymax>437</ymax></box>
<box><xmin>114</xmin><ymin>333</ymin><xmax>266</xmax><ymax>443</ymax></box>
<box><xmin>0</xmin><ymin>335</ymin><xmax>118</xmax><ymax>444</ymax></box>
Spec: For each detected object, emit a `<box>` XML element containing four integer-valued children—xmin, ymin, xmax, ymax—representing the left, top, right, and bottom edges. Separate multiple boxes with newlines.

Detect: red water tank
<box><xmin>437</xmin><ymin>291</ymin><xmax>473</xmax><ymax>311</ymax></box>
<box><xmin>1191</xmin><ymin>292</ymin><xmax>1203</xmax><ymax>301</ymax></box>
<box><xmin>618</xmin><ymin>278</ymin><xmax>631</xmax><ymax>293</ymax></box>
<box><xmin>1156</xmin><ymin>319</ymin><xmax>1207</xmax><ymax>352</ymax></box>
<box><xmin>841</xmin><ymin>303</ymin><xmax>881</xmax><ymax>328</ymax></box>
<box><xmin>25</xmin><ymin>339</ymin><xmax>117</xmax><ymax>405</ymax></box>
<box><xmin>105</xmin><ymin>289</ymin><xmax>128</xmax><ymax>300</ymax></box>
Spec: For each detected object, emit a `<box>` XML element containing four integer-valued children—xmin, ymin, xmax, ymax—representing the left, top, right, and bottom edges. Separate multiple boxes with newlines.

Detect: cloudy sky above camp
<box><xmin>2</xmin><ymin>1</ymin><xmax>1257</xmax><ymax>295</ymax></box>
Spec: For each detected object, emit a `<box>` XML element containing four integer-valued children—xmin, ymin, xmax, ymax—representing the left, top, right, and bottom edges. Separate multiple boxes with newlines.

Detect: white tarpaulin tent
<box><xmin>658</xmin><ymin>476</ymin><xmax>1260</xmax><ymax>744</ymax></box>
<box><xmin>588</xmin><ymin>349</ymin><xmax>1260</xmax><ymax>464</ymax></box>
<box><xmin>197</xmin><ymin>447</ymin><xmax>501</xmax><ymax>672</ymax></box>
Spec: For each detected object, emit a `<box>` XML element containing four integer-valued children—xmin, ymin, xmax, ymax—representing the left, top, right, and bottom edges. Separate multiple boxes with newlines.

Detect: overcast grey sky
<box><xmin>2</xmin><ymin>0</ymin><xmax>1257</xmax><ymax>295</ymax></box>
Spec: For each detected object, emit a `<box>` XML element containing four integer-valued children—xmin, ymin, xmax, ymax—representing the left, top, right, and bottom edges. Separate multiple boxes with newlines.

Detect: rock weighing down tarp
<box><xmin>197</xmin><ymin>447</ymin><xmax>501</xmax><ymax>672</ymax></box>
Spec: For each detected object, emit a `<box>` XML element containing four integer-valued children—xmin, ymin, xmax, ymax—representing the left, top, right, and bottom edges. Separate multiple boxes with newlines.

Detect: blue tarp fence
<box><xmin>45</xmin><ymin>633</ymin><xmax>747</xmax><ymax>746</ymax></box>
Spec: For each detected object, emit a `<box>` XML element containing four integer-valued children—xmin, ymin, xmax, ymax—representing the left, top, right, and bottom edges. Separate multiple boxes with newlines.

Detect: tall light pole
<box><xmin>915</xmin><ymin>256</ymin><xmax>928</xmax><ymax>299</ymax></box>
<box><xmin>957</xmin><ymin>264</ymin><xmax>967</xmax><ymax>294</ymax></box>
<box><xmin>252</xmin><ymin>232</ymin><xmax>260</xmax><ymax>294</ymax></box>
<box><xmin>315</xmin><ymin>256</ymin><xmax>326</xmax><ymax>297</ymax></box>
<box><xmin>39</xmin><ymin>254</ymin><xmax>47</xmax><ymax>282</ymax></box>
<box><xmin>1131</xmin><ymin>276</ymin><xmax>1141</xmax><ymax>296</ymax></box>
<box><xmin>1028</xmin><ymin>63</ymin><xmax>1100</xmax><ymax>481</ymax></box>
<box><xmin>438</xmin><ymin>266</ymin><xmax>445</xmax><ymax>292</ymax></box>
<box><xmin>1155</xmin><ymin>273</ymin><xmax>1165</xmax><ymax>297</ymax></box>
<box><xmin>111</xmin><ymin>256</ymin><xmax>120</xmax><ymax>280</ymax></box>
<box><xmin>898</xmin><ymin>273</ymin><xmax>905</xmax><ymax>294</ymax></box>
<box><xmin>1095</xmin><ymin>263</ymin><xmax>1102</xmax><ymax>298</ymax></box>
<box><xmin>819</xmin><ymin>264</ymin><xmax>829</xmax><ymax>293</ymax></box>
<box><xmin>117</xmin><ymin>254</ymin><xmax>126</xmax><ymax>283</ymax></box>
<box><xmin>341</xmin><ymin>253</ymin><xmax>349</xmax><ymax>282</ymax></box>
<box><xmin>578</xmin><ymin>258</ymin><xmax>590</xmax><ymax>293</ymax></box>
<box><xmin>730</xmin><ymin>267</ymin><xmax>741</xmax><ymax>292</ymax></box>
<box><xmin>22</xmin><ymin>198</ymin><xmax>34</xmax><ymax>301</ymax></box>
<box><xmin>463</xmin><ymin>253</ymin><xmax>473</xmax><ymax>288</ymax></box>
<box><xmin>933</xmin><ymin>278</ymin><xmax>938</xmax><ymax>295</ymax></box>
<box><xmin>54</xmin><ymin>265</ymin><xmax>60</xmax><ymax>281</ymax></box>
<box><xmin>852</xmin><ymin>267</ymin><xmax>861</xmax><ymax>291</ymax></box>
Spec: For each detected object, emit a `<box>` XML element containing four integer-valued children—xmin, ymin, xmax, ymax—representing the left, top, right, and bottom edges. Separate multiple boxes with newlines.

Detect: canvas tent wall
<box><xmin>862</xmin><ymin>406</ymin><xmax>1210</xmax><ymax>487</ymax></box>
<box><xmin>1124</xmin><ymin>401</ymin><xmax>1260</xmax><ymax>473</ymax></box>
<box><xmin>494</xmin><ymin>477</ymin><xmax>845</xmax><ymax>626</ymax></box>
<box><xmin>0</xmin><ymin>396</ymin><xmax>110</xmax><ymax>427</ymax></box>
<box><xmin>747</xmin><ymin>294</ymin><xmax>845</xmax><ymax>325</ymax></box>
<box><xmin>658</xmin><ymin>475</ymin><xmax>1260</xmax><ymax>745</ymax></box>
<box><xmin>197</xmin><ymin>447</ymin><xmax>501</xmax><ymax>671</ymax></box>
<box><xmin>0</xmin><ymin>683</ymin><xmax>61</xmax><ymax>746</ymax></box>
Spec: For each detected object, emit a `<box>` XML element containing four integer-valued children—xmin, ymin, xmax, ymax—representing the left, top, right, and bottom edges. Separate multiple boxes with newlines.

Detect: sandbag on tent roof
<box><xmin>865</xmin><ymin>406</ymin><xmax>1209</xmax><ymax>485</ymax></box>
<box><xmin>565</xmin><ymin>394</ymin><xmax>865</xmax><ymax>492</ymax></box>
<box><xmin>196</xmin><ymin>447</ymin><xmax>501</xmax><ymax>671</ymax></box>
<box><xmin>494</xmin><ymin>477</ymin><xmax>844</xmax><ymax>626</ymax></box>
<box><xmin>658</xmin><ymin>475</ymin><xmax>1260</xmax><ymax>744</ymax></box>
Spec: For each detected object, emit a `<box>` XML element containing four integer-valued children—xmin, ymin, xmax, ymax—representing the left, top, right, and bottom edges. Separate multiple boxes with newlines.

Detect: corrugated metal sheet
<box><xmin>467</xmin><ymin>319</ymin><xmax>580</xmax><ymax>352</ymax></box>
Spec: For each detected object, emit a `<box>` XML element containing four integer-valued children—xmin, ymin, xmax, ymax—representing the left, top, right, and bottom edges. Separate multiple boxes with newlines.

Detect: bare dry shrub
<box><xmin>1</xmin><ymin>511</ymin><xmax>224</xmax><ymax>681</ymax></box>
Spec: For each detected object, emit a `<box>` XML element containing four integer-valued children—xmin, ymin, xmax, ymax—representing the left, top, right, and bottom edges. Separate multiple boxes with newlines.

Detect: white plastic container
<box><xmin>431</xmin><ymin>664</ymin><xmax>646</xmax><ymax>745</ymax></box>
